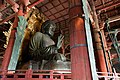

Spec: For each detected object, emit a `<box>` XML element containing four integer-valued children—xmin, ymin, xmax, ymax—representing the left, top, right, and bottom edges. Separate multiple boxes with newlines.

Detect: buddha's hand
<box><xmin>57</xmin><ymin>34</ymin><xmax>64</xmax><ymax>49</ymax></box>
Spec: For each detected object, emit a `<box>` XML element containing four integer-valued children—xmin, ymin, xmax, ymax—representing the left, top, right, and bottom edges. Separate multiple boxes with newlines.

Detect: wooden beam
<box><xmin>0</xmin><ymin>0</ymin><xmax>44</xmax><ymax>25</ymax></box>
<box><xmin>0</xmin><ymin>13</ymin><xmax>16</xmax><ymax>25</ymax></box>
<box><xmin>28</xmin><ymin>0</ymin><xmax>44</xmax><ymax>8</ymax></box>
<box><xmin>96</xmin><ymin>0</ymin><xmax>120</xmax><ymax>10</ymax></box>
<box><xmin>99</xmin><ymin>2</ymin><xmax>120</xmax><ymax>12</ymax></box>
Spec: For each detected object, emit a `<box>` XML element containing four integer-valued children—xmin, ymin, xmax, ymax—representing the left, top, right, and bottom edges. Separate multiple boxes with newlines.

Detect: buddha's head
<box><xmin>41</xmin><ymin>20</ymin><xmax>56</xmax><ymax>37</ymax></box>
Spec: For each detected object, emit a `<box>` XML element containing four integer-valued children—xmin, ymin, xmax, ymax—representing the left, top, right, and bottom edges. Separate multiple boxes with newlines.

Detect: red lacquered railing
<box><xmin>1</xmin><ymin>70</ymin><xmax>120</xmax><ymax>80</ymax></box>
<box><xmin>97</xmin><ymin>72</ymin><xmax>120</xmax><ymax>80</ymax></box>
<box><xmin>0</xmin><ymin>70</ymin><xmax>71</xmax><ymax>80</ymax></box>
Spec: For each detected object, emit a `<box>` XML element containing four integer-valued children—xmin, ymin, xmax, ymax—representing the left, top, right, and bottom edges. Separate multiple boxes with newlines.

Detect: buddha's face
<box><xmin>45</xmin><ymin>24</ymin><xmax>56</xmax><ymax>37</ymax></box>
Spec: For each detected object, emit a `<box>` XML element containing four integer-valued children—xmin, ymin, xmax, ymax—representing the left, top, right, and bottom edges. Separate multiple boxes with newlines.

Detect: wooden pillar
<box><xmin>69</xmin><ymin>0</ymin><xmax>92</xmax><ymax>80</ymax></box>
<box><xmin>90</xmin><ymin>0</ymin><xmax>108</xmax><ymax>74</ymax></box>
<box><xmin>1</xmin><ymin>16</ymin><xmax>18</xmax><ymax>80</ymax></box>
<box><xmin>1</xmin><ymin>4</ymin><xmax>23</xmax><ymax>71</ymax></box>
<box><xmin>0</xmin><ymin>0</ymin><xmax>5</xmax><ymax>9</ymax></box>
<box><xmin>92</xmin><ymin>27</ymin><xmax>108</xmax><ymax>73</ymax></box>
<box><xmin>100</xmin><ymin>22</ymin><xmax>113</xmax><ymax>72</ymax></box>
<box><xmin>1</xmin><ymin>17</ymin><xmax>17</xmax><ymax>71</ymax></box>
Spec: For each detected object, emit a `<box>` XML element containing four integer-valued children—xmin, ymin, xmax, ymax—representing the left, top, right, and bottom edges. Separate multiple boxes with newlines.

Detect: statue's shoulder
<box><xmin>33</xmin><ymin>32</ymin><xmax>43</xmax><ymax>38</ymax></box>
<box><xmin>34</xmin><ymin>32</ymin><xmax>43</xmax><ymax>35</ymax></box>
<box><xmin>42</xmin><ymin>34</ymin><xmax>55</xmax><ymax>47</ymax></box>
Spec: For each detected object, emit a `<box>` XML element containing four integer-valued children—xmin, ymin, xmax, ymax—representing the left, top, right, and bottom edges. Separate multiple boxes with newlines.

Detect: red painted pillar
<box><xmin>1</xmin><ymin>5</ymin><xmax>23</xmax><ymax>80</ymax></box>
<box><xmin>1</xmin><ymin>16</ymin><xmax>18</xmax><ymax>71</ymax></box>
<box><xmin>92</xmin><ymin>23</ymin><xmax>108</xmax><ymax>74</ymax></box>
<box><xmin>1</xmin><ymin>16</ymin><xmax>18</xmax><ymax>80</ymax></box>
<box><xmin>69</xmin><ymin>0</ymin><xmax>92</xmax><ymax>80</ymax></box>
<box><xmin>90</xmin><ymin>0</ymin><xmax>108</xmax><ymax>74</ymax></box>
<box><xmin>100</xmin><ymin>22</ymin><xmax>112</xmax><ymax>72</ymax></box>
<box><xmin>1</xmin><ymin>4</ymin><xmax>23</xmax><ymax>71</ymax></box>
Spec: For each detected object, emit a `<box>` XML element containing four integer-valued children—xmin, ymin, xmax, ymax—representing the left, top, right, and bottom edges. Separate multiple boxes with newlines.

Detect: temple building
<box><xmin>0</xmin><ymin>0</ymin><xmax>120</xmax><ymax>80</ymax></box>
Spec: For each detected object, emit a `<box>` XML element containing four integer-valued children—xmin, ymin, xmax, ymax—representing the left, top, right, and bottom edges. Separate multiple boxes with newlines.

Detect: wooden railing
<box><xmin>97</xmin><ymin>72</ymin><xmax>120</xmax><ymax>80</ymax></box>
<box><xmin>0</xmin><ymin>70</ymin><xmax>71</xmax><ymax>80</ymax></box>
<box><xmin>1</xmin><ymin>70</ymin><xmax>120</xmax><ymax>80</ymax></box>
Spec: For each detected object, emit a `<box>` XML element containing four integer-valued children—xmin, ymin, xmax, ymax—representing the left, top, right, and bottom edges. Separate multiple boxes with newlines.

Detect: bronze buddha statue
<box><xmin>28</xmin><ymin>20</ymin><xmax>67</xmax><ymax>69</ymax></box>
